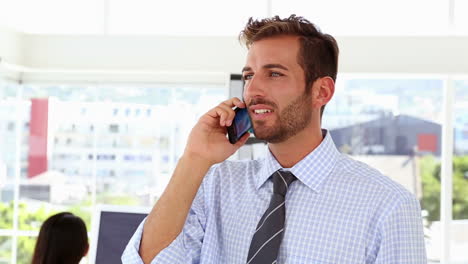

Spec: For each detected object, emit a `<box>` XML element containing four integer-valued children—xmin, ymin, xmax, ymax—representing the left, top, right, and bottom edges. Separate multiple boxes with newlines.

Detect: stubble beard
<box><xmin>252</xmin><ymin>91</ymin><xmax>312</xmax><ymax>143</ymax></box>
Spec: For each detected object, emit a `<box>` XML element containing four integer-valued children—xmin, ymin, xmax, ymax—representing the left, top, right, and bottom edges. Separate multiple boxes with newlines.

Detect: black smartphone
<box><xmin>227</xmin><ymin>107</ymin><xmax>253</xmax><ymax>144</ymax></box>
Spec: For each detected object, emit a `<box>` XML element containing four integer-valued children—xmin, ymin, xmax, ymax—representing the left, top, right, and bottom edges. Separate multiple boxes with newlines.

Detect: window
<box><xmin>0</xmin><ymin>80</ymin><xmax>225</xmax><ymax>262</ymax></box>
<box><xmin>2</xmin><ymin>73</ymin><xmax>466</xmax><ymax>262</ymax></box>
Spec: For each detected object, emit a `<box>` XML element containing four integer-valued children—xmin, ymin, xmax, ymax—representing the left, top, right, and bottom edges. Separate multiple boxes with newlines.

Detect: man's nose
<box><xmin>243</xmin><ymin>76</ymin><xmax>266</xmax><ymax>102</ymax></box>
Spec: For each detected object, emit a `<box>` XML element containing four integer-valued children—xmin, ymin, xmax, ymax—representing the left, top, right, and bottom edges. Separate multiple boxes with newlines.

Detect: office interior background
<box><xmin>0</xmin><ymin>0</ymin><xmax>468</xmax><ymax>263</ymax></box>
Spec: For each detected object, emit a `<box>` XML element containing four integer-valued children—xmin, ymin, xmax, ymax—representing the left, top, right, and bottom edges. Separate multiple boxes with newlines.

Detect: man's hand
<box><xmin>184</xmin><ymin>97</ymin><xmax>251</xmax><ymax>166</ymax></box>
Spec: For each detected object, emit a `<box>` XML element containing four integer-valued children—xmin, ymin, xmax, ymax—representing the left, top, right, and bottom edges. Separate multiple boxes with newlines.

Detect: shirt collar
<box><xmin>255</xmin><ymin>129</ymin><xmax>340</xmax><ymax>193</ymax></box>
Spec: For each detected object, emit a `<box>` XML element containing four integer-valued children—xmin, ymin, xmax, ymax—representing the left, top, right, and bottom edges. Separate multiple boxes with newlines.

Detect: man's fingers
<box><xmin>214</xmin><ymin>108</ymin><xmax>229</xmax><ymax>126</ymax></box>
<box><xmin>206</xmin><ymin>97</ymin><xmax>247</xmax><ymax>127</ymax></box>
<box><xmin>216</xmin><ymin>103</ymin><xmax>236</xmax><ymax>126</ymax></box>
<box><xmin>222</xmin><ymin>97</ymin><xmax>246</xmax><ymax>109</ymax></box>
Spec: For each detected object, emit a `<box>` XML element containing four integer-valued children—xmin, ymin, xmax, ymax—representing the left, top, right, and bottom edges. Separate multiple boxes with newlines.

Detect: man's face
<box><xmin>242</xmin><ymin>35</ymin><xmax>314</xmax><ymax>143</ymax></box>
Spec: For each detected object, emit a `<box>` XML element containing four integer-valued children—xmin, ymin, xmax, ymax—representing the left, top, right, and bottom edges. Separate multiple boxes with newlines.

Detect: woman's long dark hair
<box><xmin>32</xmin><ymin>212</ymin><xmax>88</xmax><ymax>264</ymax></box>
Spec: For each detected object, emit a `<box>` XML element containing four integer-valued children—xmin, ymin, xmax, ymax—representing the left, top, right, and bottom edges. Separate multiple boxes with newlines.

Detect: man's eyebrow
<box><xmin>263</xmin><ymin>64</ymin><xmax>289</xmax><ymax>71</ymax></box>
<box><xmin>241</xmin><ymin>64</ymin><xmax>289</xmax><ymax>73</ymax></box>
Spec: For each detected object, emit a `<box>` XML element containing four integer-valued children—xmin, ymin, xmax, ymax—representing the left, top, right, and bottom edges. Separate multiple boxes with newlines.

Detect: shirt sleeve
<box><xmin>122</xmin><ymin>177</ymin><xmax>207</xmax><ymax>264</ymax></box>
<box><xmin>121</xmin><ymin>217</ymin><xmax>146</xmax><ymax>264</ymax></box>
<box><xmin>371</xmin><ymin>195</ymin><xmax>427</xmax><ymax>264</ymax></box>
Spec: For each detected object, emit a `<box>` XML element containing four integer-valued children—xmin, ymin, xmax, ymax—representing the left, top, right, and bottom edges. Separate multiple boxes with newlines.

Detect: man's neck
<box><xmin>268</xmin><ymin>127</ymin><xmax>324</xmax><ymax>168</ymax></box>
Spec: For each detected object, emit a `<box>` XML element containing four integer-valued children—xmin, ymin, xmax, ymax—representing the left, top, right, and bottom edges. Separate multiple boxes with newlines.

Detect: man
<box><xmin>122</xmin><ymin>15</ymin><xmax>426</xmax><ymax>263</ymax></box>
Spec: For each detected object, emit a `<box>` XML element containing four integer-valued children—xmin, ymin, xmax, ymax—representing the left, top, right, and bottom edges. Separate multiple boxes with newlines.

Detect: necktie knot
<box><xmin>272</xmin><ymin>170</ymin><xmax>297</xmax><ymax>196</ymax></box>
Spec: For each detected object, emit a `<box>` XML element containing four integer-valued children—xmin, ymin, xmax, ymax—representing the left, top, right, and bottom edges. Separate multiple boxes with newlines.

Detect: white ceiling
<box><xmin>0</xmin><ymin>0</ymin><xmax>467</xmax><ymax>36</ymax></box>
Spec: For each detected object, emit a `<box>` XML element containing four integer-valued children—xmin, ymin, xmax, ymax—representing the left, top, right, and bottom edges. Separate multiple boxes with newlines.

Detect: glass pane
<box><xmin>22</xmin><ymin>84</ymin><xmax>98</xmax><ymax>102</ymax></box>
<box><xmin>0</xmin><ymin>236</ymin><xmax>11</xmax><ymax>264</ymax></box>
<box><xmin>0</xmin><ymin>194</ymin><xmax>13</xmax><ymax>230</ymax></box>
<box><xmin>451</xmin><ymin>79</ymin><xmax>468</xmax><ymax>263</ymax></box>
<box><xmin>93</xmin><ymin>85</ymin><xmax>225</xmax><ymax>204</ymax></box>
<box><xmin>17</xmin><ymin>82</ymin><xmax>226</xmax><ymax>222</ymax></box>
<box><xmin>272</xmin><ymin>0</ymin><xmax>449</xmax><ymax>35</ymax></box>
<box><xmin>16</xmin><ymin>236</ymin><xmax>35</xmax><ymax>264</ymax></box>
<box><xmin>18</xmin><ymin>85</ymin><xmax>95</xmax><ymax>231</ymax></box>
<box><xmin>0</xmin><ymin>80</ymin><xmax>17</xmax><ymax>99</ymax></box>
<box><xmin>323</xmin><ymin>77</ymin><xmax>443</xmax><ymax>260</ymax></box>
<box><xmin>108</xmin><ymin>0</ymin><xmax>267</xmax><ymax>35</ymax></box>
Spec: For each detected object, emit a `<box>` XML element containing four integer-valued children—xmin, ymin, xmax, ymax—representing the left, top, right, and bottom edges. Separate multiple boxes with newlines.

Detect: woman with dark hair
<box><xmin>32</xmin><ymin>212</ymin><xmax>89</xmax><ymax>264</ymax></box>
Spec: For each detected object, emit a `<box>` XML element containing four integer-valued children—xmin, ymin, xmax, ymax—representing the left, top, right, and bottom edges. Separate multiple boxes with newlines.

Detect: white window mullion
<box><xmin>11</xmin><ymin>81</ymin><xmax>23</xmax><ymax>264</ymax></box>
<box><xmin>91</xmin><ymin>93</ymin><xmax>98</xmax><ymax>214</ymax></box>
<box><xmin>441</xmin><ymin>77</ymin><xmax>455</xmax><ymax>263</ymax></box>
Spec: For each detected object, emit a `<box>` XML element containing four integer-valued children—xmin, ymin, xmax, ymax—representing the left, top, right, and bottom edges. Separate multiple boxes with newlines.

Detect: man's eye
<box><xmin>270</xmin><ymin>72</ymin><xmax>282</xmax><ymax>77</ymax></box>
<box><xmin>242</xmin><ymin>74</ymin><xmax>253</xmax><ymax>80</ymax></box>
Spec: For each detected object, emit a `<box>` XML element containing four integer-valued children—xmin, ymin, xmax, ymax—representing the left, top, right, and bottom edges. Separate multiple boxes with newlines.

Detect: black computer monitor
<box><xmin>90</xmin><ymin>205</ymin><xmax>150</xmax><ymax>264</ymax></box>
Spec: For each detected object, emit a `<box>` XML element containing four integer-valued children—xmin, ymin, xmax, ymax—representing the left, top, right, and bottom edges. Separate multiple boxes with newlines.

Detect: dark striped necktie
<box><xmin>246</xmin><ymin>170</ymin><xmax>297</xmax><ymax>264</ymax></box>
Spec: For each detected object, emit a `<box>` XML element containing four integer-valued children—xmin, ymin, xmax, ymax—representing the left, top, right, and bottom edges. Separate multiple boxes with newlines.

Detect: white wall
<box><xmin>0</xmin><ymin>27</ymin><xmax>23</xmax><ymax>65</ymax></box>
<box><xmin>21</xmin><ymin>34</ymin><xmax>468</xmax><ymax>74</ymax></box>
<box><xmin>2</xmin><ymin>29</ymin><xmax>468</xmax><ymax>83</ymax></box>
<box><xmin>22</xmin><ymin>35</ymin><xmax>246</xmax><ymax>72</ymax></box>
<box><xmin>0</xmin><ymin>27</ymin><xmax>24</xmax><ymax>81</ymax></box>
<box><xmin>18</xmin><ymin>34</ymin><xmax>245</xmax><ymax>84</ymax></box>
<box><xmin>338</xmin><ymin>36</ymin><xmax>468</xmax><ymax>74</ymax></box>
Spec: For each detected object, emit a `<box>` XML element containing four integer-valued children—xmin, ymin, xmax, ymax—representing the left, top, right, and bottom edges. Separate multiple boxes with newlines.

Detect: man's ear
<box><xmin>312</xmin><ymin>76</ymin><xmax>335</xmax><ymax>108</ymax></box>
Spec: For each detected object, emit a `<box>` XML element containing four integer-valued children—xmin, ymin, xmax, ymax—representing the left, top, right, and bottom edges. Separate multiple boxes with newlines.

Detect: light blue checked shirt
<box><xmin>122</xmin><ymin>130</ymin><xmax>426</xmax><ymax>263</ymax></box>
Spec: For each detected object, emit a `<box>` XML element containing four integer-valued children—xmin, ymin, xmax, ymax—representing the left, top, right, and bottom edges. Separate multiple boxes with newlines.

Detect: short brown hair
<box><xmin>239</xmin><ymin>15</ymin><xmax>339</xmax><ymax>118</ymax></box>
